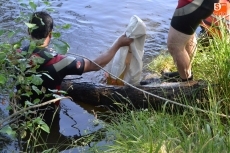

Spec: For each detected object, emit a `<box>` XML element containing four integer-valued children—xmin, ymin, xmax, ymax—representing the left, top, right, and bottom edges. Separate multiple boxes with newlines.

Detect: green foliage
<box><xmin>52</xmin><ymin>32</ymin><xmax>61</xmax><ymax>39</ymax></box>
<box><xmin>29</xmin><ymin>0</ymin><xmax>37</xmax><ymax>11</ymax></box>
<box><xmin>0</xmin><ymin>126</ymin><xmax>17</xmax><ymax>139</ymax></box>
<box><xmin>0</xmin><ymin>74</ymin><xmax>7</xmax><ymax>85</ymax></box>
<box><xmin>24</xmin><ymin>22</ymin><xmax>37</xmax><ymax>29</ymax></box>
<box><xmin>56</xmin><ymin>24</ymin><xmax>72</xmax><ymax>30</ymax></box>
<box><xmin>0</xmin><ymin>0</ymin><xmax>70</xmax><ymax>152</ymax></box>
<box><xmin>62</xmin><ymin>24</ymin><xmax>71</xmax><ymax>29</ymax></box>
<box><xmin>51</xmin><ymin>39</ymin><xmax>70</xmax><ymax>55</ymax></box>
<box><xmin>0</xmin><ymin>30</ymin><xmax>4</xmax><ymax>36</ymax></box>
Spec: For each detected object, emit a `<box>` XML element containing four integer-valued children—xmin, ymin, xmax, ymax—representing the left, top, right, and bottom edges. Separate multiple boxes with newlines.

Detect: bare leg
<box><xmin>167</xmin><ymin>26</ymin><xmax>195</xmax><ymax>79</ymax></box>
<box><xmin>185</xmin><ymin>33</ymin><xmax>197</xmax><ymax>59</ymax></box>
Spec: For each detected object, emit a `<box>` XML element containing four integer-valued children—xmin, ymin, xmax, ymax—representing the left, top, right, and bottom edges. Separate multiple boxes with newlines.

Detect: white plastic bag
<box><xmin>107</xmin><ymin>15</ymin><xmax>146</xmax><ymax>85</ymax></box>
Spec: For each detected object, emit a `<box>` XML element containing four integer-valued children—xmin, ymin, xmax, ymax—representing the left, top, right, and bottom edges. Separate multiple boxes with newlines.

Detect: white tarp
<box><xmin>107</xmin><ymin>15</ymin><xmax>146</xmax><ymax>85</ymax></box>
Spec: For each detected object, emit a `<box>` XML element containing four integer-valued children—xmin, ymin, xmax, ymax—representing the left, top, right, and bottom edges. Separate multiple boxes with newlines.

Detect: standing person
<box><xmin>17</xmin><ymin>11</ymin><xmax>133</xmax><ymax>110</ymax></box>
<box><xmin>163</xmin><ymin>0</ymin><xmax>219</xmax><ymax>82</ymax></box>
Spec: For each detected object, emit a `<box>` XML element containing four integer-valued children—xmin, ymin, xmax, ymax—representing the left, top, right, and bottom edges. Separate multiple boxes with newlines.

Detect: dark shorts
<box><xmin>41</xmin><ymin>55</ymin><xmax>85</xmax><ymax>106</ymax></box>
<box><xmin>171</xmin><ymin>0</ymin><xmax>219</xmax><ymax>35</ymax></box>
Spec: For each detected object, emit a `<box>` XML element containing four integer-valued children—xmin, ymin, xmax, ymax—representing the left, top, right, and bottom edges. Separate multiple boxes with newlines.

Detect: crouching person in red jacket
<box><xmin>17</xmin><ymin>11</ymin><xmax>133</xmax><ymax>115</ymax></box>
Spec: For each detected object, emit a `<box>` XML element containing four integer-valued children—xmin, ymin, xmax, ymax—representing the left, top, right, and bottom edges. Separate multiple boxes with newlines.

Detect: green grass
<box><xmin>147</xmin><ymin>51</ymin><xmax>176</xmax><ymax>75</ymax></box>
<box><xmin>91</xmin><ymin>108</ymin><xmax>230</xmax><ymax>153</ymax></box>
<box><xmin>89</xmin><ymin>24</ymin><xmax>230</xmax><ymax>153</ymax></box>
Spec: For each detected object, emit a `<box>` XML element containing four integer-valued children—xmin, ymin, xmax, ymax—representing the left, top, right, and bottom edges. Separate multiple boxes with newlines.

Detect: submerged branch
<box><xmin>0</xmin><ymin>96</ymin><xmax>71</xmax><ymax>128</ymax></box>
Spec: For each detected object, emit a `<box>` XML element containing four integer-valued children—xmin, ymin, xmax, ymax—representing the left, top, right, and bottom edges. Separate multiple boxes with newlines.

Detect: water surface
<box><xmin>0</xmin><ymin>0</ymin><xmax>179</xmax><ymax>152</ymax></box>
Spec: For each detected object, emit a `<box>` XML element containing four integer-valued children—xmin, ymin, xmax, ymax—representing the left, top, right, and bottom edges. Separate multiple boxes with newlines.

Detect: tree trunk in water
<box><xmin>61</xmin><ymin>80</ymin><xmax>208</xmax><ymax>111</ymax></box>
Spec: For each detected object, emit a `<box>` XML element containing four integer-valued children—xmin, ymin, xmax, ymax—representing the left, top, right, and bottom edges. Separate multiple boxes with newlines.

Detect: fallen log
<box><xmin>61</xmin><ymin>79</ymin><xmax>208</xmax><ymax>111</ymax></box>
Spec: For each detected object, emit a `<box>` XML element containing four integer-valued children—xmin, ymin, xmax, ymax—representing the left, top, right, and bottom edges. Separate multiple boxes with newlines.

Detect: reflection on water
<box><xmin>0</xmin><ymin>0</ymin><xmax>178</xmax><ymax>152</ymax></box>
<box><xmin>34</xmin><ymin>99</ymin><xmax>106</xmax><ymax>152</ymax></box>
<box><xmin>59</xmin><ymin>99</ymin><xmax>104</xmax><ymax>137</ymax></box>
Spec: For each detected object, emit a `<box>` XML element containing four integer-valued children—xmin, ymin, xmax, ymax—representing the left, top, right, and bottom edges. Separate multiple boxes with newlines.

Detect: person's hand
<box><xmin>116</xmin><ymin>34</ymin><xmax>133</xmax><ymax>47</ymax></box>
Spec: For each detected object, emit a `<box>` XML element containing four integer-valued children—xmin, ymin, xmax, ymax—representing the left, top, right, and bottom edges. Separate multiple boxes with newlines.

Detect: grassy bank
<box><xmin>93</xmin><ymin>109</ymin><xmax>230</xmax><ymax>153</ymax></box>
<box><xmin>89</xmin><ymin>26</ymin><xmax>230</xmax><ymax>152</ymax></box>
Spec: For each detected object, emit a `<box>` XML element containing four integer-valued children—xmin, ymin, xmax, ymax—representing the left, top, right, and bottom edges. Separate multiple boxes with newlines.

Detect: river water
<box><xmin>0</xmin><ymin>0</ymin><xmax>179</xmax><ymax>152</ymax></box>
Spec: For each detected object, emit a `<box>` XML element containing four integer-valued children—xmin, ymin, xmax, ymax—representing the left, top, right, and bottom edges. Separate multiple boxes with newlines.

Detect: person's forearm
<box><xmin>82</xmin><ymin>34</ymin><xmax>132</xmax><ymax>73</ymax></box>
<box><xmin>91</xmin><ymin>42</ymin><xmax>121</xmax><ymax>71</ymax></box>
